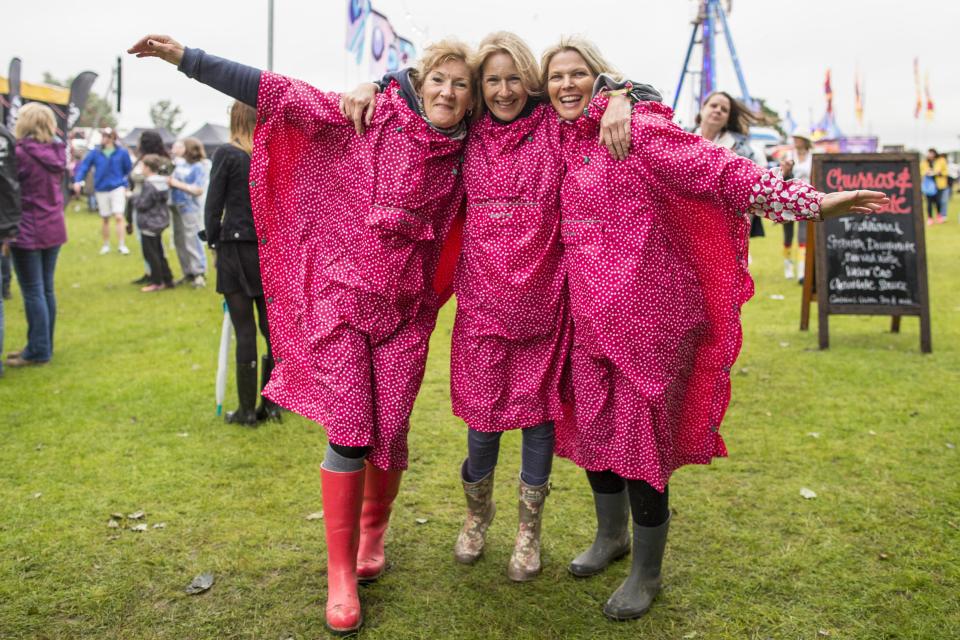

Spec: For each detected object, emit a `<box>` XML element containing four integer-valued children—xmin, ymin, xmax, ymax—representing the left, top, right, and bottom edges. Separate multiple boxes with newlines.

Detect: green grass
<box><xmin>1</xmin><ymin>199</ymin><xmax>958</xmax><ymax>639</ymax></box>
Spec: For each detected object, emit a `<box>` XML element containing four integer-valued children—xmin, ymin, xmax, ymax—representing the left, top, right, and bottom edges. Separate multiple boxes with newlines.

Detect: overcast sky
<box><xmin>6</xmin><ymin>0</ymin><xmax>958</xmax><ymax>150</ymax></box>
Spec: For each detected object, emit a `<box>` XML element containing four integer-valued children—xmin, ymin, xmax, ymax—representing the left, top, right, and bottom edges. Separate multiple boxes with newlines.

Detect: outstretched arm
<box><xmin>639</xmin><ymin>114</ymin><xmax>888</xmax><ymax>221</ymax></box>
<box><xmin>819</xmin><ymin>189</ymin><xmax>889</xmax><ymax>218</ymax></box>
<box><xmin>128</xmin><ymin>35</ymin><xmax>260</xmax><ymax>107</ymax></box>
<box><xmin>72</xmin><ymin>151</ymin><xmax>94</xmax><ymax>187</ymax></box>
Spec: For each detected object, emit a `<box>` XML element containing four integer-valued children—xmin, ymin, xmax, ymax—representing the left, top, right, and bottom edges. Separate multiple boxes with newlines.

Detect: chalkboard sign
<box><xmin>803</xmin><ymin>153</ymin><xmax>931</xmax><ymax>352</ymax></box>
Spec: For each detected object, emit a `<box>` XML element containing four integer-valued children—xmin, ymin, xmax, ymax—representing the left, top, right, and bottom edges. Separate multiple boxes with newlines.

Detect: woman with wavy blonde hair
<box><xmin>129</xmin><ymin>33</ymin><xmax>476</xmax><ymax>634</ymax></box>
<box><xmin>542</xmin><ymin>34</ymin><xmax>888</xmax><ymax>621</ymax></box>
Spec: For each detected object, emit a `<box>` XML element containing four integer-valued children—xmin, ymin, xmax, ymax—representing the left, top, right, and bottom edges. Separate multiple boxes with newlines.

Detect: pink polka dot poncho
<box><xmin>555</xmin><ymin>95</ymin><xmax>823</xmax><ymax>491</ymax></box>
<box><xmin>250</xmin><ymin>74</ymin><xmax>465</xmax><ymax>470</ymax></box>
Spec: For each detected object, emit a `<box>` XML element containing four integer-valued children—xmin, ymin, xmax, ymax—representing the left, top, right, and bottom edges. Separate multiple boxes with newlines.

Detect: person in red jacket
<box><xmin>129</xmin><ymin>33</ymin><xmax>475</xmax><ymax>634</ymax></box>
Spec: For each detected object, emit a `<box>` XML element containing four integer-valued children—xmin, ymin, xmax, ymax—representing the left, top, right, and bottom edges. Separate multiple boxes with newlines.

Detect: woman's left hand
<box><xmin>127</xmin><ymin>35</ymin><xmax>185</xmax><ymax>66</ymax></box>
<box><xmin>599</xmin><ymin>94</ymin><xmax>632</xmax><ymax>161</ymax></box>
<box><xmin>339</xmin><ymin>83</ymin><xmax>380</xmax><ymax>136</ymax></box>
<box><xmin>820</xmin><ymin>190</ymin><xmax>890</xmax><ymax>218</ymax></box>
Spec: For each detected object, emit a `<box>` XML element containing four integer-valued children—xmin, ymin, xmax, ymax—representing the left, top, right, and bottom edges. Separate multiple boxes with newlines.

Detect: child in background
<box><xmin>133</xmin><ymin>155</ymin><xmax>174</xmax><ymax>292</ymax></box>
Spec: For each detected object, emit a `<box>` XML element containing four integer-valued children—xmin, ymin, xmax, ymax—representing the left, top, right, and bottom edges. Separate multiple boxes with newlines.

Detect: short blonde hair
<box><xmin>14</xmin><ymin>102</ymin><xmax>58</xmax><ymax>143</ymax></box>
<box><xmin>473</xmin><ymin>31</ymin><xmax>542</xmax><ymax>111</ymax></box>
<box><xmin>410</xmin><ymin>38</ymin><xmax>476</xmax><ymax>98</ymax></box>
<box><xmin>540</xmin><ymin>35</ymin><xmax>621</xmax><ymax>89</ymax></box>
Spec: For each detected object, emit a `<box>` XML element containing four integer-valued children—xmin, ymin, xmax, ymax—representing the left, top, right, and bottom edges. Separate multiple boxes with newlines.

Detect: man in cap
<box><xmin>73</xmin><ymin>128</ymin><xmax>133</xmax><ymax>255</ymax></box>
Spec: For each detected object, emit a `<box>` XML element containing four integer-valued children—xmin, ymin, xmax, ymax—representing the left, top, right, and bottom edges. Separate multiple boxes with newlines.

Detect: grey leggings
<box><xmin>465</xmin><ymin>421</ymin><xmax>555</xmax><ymax>486</ymax></box>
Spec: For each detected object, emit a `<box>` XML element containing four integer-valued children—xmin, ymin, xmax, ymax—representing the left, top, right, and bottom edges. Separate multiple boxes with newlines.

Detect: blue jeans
<box><xmin>466</xmin><ymin>421</ymin><xmax>556</xmax><ymax>486</ymax></box>
<box><xmin>10</xmin><ymin>246</ymin><xmax>60</xmax><ymax>362</ymax></box>
<box><xmin>938</xmin><ymin>188</ymin><xmax>951</xmax><ymax>218</ymax></box>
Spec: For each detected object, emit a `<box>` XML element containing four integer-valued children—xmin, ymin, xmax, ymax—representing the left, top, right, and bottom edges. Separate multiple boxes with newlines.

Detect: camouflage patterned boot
<box><xmin>453</xmin><ymin>460</ymin><xmax>496</xmax><ymax>564</ymax></box>
<box><xmin>507</xmin><ymin>475</ymin><xmax>550</xmax><ymax>582</ymax></box>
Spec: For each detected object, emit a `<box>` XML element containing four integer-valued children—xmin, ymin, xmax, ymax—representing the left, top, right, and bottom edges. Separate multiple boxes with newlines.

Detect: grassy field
<box><xmin>1</xmin><ymin>200</ymin><xmax>958</xmax><ymax>640</ymax></box>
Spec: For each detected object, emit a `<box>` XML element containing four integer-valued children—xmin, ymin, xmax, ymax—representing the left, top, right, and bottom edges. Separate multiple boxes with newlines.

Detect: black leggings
<box><xmin>330</xmin><ymin>443</ymin><xmax>372</xmax><ymax>459</ymax></box>
<box><xmin>224</xmin><ymin>292</ymin><xmax>270</xmax><ymax>365</ymax></box>
<box><xmin>586</xmin><ymin>470</ymin><xmax>669</xmax><ymax>527</ymax></box>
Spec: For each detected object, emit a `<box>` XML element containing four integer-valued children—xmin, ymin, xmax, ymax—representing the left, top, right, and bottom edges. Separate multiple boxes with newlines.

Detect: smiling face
<box><xmin>700</xmin><ymin>93</ymin><xmax>732</xmax><ymax>130</ymax></box>
<box><xmin>546</xmin><ymin>50</ymin><xmax>595</xmax><ymax>121</ymax></box>
<box><xmin>481</xmin><ymin>52</ymin><xmax>529</xmax><ymax>122</ymax></box>
<box><xmin>419</xmin><ymin>58</ymin><xmax>473</xmax><ymax>129</ymax></box>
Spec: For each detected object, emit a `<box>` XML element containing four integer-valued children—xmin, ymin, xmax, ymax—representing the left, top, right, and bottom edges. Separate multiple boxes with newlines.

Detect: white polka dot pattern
<box><xmin>248</xmin><ymin>74</ymin><xmax>465</xmax><ymax>470</ymax></box>
<box><xmin>451</xmin><ymin>104</ymin><xmax>571</xmax><ymax>432</ymax></box>
<box><xmin>554</xmin><ymin>96</ymin><xmax>824</xmax><ymax>490</ymax></box>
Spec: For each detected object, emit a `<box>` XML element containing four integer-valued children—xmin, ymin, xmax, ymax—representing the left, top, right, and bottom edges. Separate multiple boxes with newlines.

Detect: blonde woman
<box><xmin>129</xmin><ymin>33</ymin><xmax>475</xmax><ymax>634</ymax></box>
<box><xmin>543</xmin><ymin>35</ymin><xmax>887</xmax><ymax>620</ymax></box>
<box><xmin>6</xmin><ymin>103</ymin><xmax>67</xmax><ymax>367</ymax></box>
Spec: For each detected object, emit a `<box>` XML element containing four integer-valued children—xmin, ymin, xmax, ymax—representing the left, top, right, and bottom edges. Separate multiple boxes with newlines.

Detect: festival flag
<box><xmin>5</xmin><ymin>57</ymin><xmax>22</xmax><ymax>131</ymax></box>
<box><xmin>913</xmin><ymin>58</ymin><xmax>922</xmax><ymax>119</ymax></box>
<box><xmin>823</xmin><ymin>69</ymin><xmax>833</xmax><ymax>114</ymax></box>
<box><xmin>924</xmin><ymin>72</ymin><xmax>935</xmax><ymax>121</ymax></box>
<box><xmin>783</xmin><ymin>104</ymin><xmax>797</xmax><ymax>136</ymax></box>
<box><xmin>65</xmin><ymin>71</ymin><xmax>97</xmax><ymax>131</ymax></box>
<box><xmin>346</xmin><ymin>0</ymin><xmax>371</xmax><ymax>64</ymax></box>
<box><xmin>854</xmin><ymin>69</ymin><xmax>864</xmax><ymax>126</ymax></box>
<box><xmin>369</xmin><ymin>10</ymin><xmax>397</xmax><ymax>77</ymax></box>
<box><xmin>397</xmin><ymin>37</ymin><xmax>416</xmax><ymax>67</ymax></box>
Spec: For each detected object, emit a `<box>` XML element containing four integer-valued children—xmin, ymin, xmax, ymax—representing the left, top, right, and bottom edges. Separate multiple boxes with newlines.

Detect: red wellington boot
<box><xmin>356</xmin><ymin>463</ymin><xmax>404</xmax><ymax>582</ymax></box>
<box><xmin>321</xmin><ymin>467</ymin><xmax>365</xmax><ymax>635</ymax></box>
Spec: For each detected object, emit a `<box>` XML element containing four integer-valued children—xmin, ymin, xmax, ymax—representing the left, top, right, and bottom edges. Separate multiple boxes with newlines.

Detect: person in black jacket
<box><xmin>204</xmin><ymin>100</ymin><xmax>278</xmax><ymax>424</ymax></box>
<box><xmin>0</xmin><ymin>124</ymin><xmax>22</xmax><ymax>375</ymax></box>
<box><xmin>0</xmin><ymin>124</ymin><xmax>21</xmax><ymax>373</ymax></box>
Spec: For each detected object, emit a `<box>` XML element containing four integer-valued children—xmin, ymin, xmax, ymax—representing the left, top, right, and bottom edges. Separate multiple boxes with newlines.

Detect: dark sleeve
<box><xmin>204</xmin><ymin>148</ymin><xmax>229</xmax><ymax>248</ymax></box>
<box><xmin>0</xmin><ymin>130</ymin><xmax>21</xmax><ymax>239</ymax></box>
<box><xmin>178</xmin><ymin>47</ymin><xmax>261</xmax><ymax>107</ymax></box>
<box><xmin>593</xmin><ymin>74</ymin><xmax>663</xmax><ymax>104</ymax></box>
<box><xmin>372</xmin><ymin>69</ymin><xmax>409</xmax><ymax>92</ymax></box>
<box><xmin>121</xmin><ymin>148</ymin><xmax>133</xmax><ymax>176</ymax></box>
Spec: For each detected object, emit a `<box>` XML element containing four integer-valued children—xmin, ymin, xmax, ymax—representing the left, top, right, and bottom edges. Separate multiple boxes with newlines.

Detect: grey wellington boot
<box><xmin>453</xmin><ymin>460</ymin><xmax>496</xmax><ymax>564</ymax></box>
<box><xmin>602</xmin><ymin>514</ymin><xmax>670</xmax><ymax>621</ymax></box>
<box><xmin>568</xmin><ymin>489</ymin><xmax>631</xmax><ymax>577</ymax></box>
<box><xmin>506</xmin><ymin>475</ymin><xmax>551</xmax><ymax>582</ymax></box>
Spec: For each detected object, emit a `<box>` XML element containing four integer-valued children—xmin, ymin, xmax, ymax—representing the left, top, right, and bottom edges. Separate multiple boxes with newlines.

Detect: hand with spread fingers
<box><xmin>599</xmin><ymin>94</ymin><xmax>632</xmax><ymax>161</ymax></box>
<box><xmin>339</xmin><ymin>83</ymin><xmax>380</xmax><ymax>136</ymax></box>
<box><xmin>127</xmin><ymin>35</ymin><xmax>185</xmax><ymax>66</ymax></box>
<box><xmin>820</xmin><ymin>190</ymin><xmax>890</xmax><ymax>218</ymax></box>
